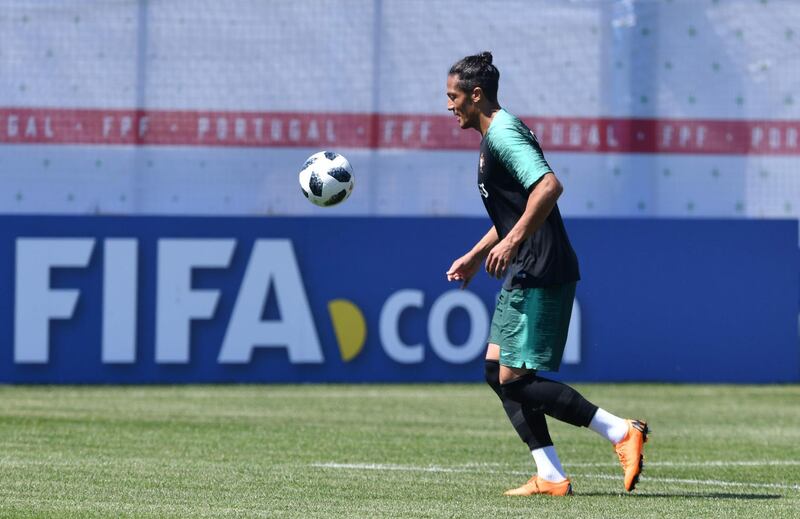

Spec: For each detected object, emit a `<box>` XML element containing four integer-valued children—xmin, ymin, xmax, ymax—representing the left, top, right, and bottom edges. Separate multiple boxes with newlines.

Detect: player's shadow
<box><xmin>579</xmin><ymin>491</ymin><xmax>782</xmax><ymax>500</ymax></box>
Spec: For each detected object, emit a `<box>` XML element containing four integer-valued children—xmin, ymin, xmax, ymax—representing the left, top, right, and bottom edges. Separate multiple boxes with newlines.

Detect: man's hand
<box><xmin>446</xmin><ymin>252</ymin><xmax>481</xmax><ymax>289</ymax></box>
<box><xmin>485</xmin><ymin>238</ymin><xmax>518</xmax><ymax>279</ymax></box>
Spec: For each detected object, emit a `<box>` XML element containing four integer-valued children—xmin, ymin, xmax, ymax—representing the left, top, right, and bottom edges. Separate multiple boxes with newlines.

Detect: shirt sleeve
<box><xmin>487</xmin><ymin>122</ymin><xmax>552</xmax><ymax>190</ymax></box>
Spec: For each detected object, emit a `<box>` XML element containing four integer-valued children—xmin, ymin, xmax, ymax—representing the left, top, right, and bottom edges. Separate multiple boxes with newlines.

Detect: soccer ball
<box><xmin>298</xmin><ymin>151</ymin><xmax>354</xmax><ymax>207</ymax></box>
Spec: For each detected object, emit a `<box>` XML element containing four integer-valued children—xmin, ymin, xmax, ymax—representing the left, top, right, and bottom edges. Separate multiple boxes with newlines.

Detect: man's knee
<box><xmin>500</xmin><ymin>374</ymin><xmax>597</xmax><ymax>427</ymax></box>
<box><xmin>500</xmin><ymin>372</ymin><xmax>536</xmax><ymax>402</ymax></box>
<box><xmin>484</xmin><ymin>359</ymin><xmax>501</xmax><ymax>393</ymax></box>
<box><xmin>499</xmin><ymin>365</ymin><xmax>531</xmax><ymax>385</ymax></box>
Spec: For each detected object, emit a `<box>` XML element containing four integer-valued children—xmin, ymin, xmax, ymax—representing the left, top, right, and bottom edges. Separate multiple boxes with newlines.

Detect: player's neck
<box><xmin>477</xmin><ymin>105</ymin><xmax>502</xmax><ymax>137</ymax></box>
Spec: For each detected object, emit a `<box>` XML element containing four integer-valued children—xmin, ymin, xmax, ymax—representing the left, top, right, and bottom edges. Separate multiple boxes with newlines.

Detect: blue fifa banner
<box><xmin>1</xmin><ymin>216</ymin><xmax>798</xmax><ymax>383</ymax></box>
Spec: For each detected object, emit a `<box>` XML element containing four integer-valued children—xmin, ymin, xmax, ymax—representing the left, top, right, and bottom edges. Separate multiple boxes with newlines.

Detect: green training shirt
<box><xmin>478</xmin><ymin>109</ymin><xmax>580</xmax><ymax>289</ymax></box>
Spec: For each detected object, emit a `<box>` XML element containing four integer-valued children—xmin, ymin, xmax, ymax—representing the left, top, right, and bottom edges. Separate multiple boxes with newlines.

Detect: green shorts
<box><xmin>489</xmin><ymin>282</ymin><xmax>576</xmax><ymax>371</ymax></box>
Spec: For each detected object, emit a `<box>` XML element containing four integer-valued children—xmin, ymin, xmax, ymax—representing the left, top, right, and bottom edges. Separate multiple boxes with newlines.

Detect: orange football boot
<box><xmin>503</xmin><ymin>476</ymin><xmax>573</xmax><ymax>496</ymax></box>
<box><xmin>614</xmin><ymin>419</ymin><xmax>649</xmax><ymax>491</ymax></box>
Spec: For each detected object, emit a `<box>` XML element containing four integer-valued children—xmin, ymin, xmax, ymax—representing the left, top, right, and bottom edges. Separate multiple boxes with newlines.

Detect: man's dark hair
<box><xmin>449</xmin><ymin>51</ymin><xmax>500</xmax><ymax>103</ymax></box>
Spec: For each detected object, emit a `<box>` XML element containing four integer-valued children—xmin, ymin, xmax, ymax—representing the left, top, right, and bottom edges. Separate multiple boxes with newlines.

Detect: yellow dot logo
<box><xmin>328</xmin><ymin>299</ymin><xmax>367</xmax><ymax>362</ymax></box>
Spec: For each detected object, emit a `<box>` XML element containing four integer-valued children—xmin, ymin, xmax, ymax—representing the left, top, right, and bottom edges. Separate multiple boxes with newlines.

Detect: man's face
<box><xmin>447</xmin><ymin>74</ymin><xmax>477</xmax><ymax>130</ymax></box>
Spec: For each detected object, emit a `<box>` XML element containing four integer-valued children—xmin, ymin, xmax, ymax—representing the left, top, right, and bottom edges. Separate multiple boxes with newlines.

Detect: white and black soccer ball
<box><xmin>298</xmin><ymin>151</ymin><xmax>354</xmax><ymax>207</ymax></box>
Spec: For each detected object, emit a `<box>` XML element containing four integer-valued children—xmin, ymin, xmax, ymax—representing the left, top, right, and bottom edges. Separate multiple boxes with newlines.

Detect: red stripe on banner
<box><xmin>1</xmin><ymin>107</ymin><xmax>799</xmax><ymax>155</ymax></box>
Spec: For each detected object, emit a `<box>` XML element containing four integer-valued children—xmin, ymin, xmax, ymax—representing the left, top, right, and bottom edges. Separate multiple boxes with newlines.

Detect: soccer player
<box><xmin>445</xmin><ymin>52</ymin><xmax>648</xmax><ymax>496</ymax></box>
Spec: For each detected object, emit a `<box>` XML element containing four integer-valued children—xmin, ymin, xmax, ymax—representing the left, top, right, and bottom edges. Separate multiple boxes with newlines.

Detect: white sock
<box><xmin>589</xmin><ymin>408</ymin><xmax>629</xmax><ymax>444</ymax></box>
<box><xmin>531</xmin><ymin>446</ymin><xmax>567</xmax><ymax>482</ymax></box>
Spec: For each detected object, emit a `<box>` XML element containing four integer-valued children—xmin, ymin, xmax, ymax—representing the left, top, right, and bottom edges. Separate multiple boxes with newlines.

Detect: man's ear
<box><xmin>471</xmin><ymin>86</ymin><xmax>483</xmax><ymax>103</ymax></box>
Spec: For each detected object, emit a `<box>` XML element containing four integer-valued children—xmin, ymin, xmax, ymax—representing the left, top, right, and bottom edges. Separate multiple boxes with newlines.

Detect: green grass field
<box><xmin>0</xmin><ymin>384</ymin><xmax>798</xmax><ymax>518</ymax></box>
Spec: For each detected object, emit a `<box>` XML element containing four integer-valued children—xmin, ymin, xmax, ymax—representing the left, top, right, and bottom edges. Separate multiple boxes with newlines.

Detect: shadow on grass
<box><xmin>577</xmin><ymin>491</ymin><xmax>782</xmax><ymax>500</ymax></box>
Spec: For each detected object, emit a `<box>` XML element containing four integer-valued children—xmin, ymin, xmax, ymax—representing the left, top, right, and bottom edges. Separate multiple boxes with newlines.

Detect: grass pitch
<box><xmin>0</xmin><ymin>384</ymin><xmax>798</xmax><ymax>518</ymax></box>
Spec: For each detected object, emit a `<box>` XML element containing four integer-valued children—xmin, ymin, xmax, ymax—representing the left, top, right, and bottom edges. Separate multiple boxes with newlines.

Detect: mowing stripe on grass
<box><xmin>566</xmin><ymin>460</ymin><xmax>800</xmax><ymax>468</ymax></box>
<box><xmin>427</xmin><ymin>460</ymin><xmax>800</xmax><ymax>469</ymax></box>
<box><xmin>579</xmin><ymin>473</ymin><xmax>800</xmax><ymax>491</ymax></box>
<box><xmin>313</xmin><ymin>462</ymin><xmax>475</xmax><ymax>473</ymax></box>
<box><xmin>311</xmin><ymin>462</ymin><xmax>800</xmax><ymax>492</ymax></box>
